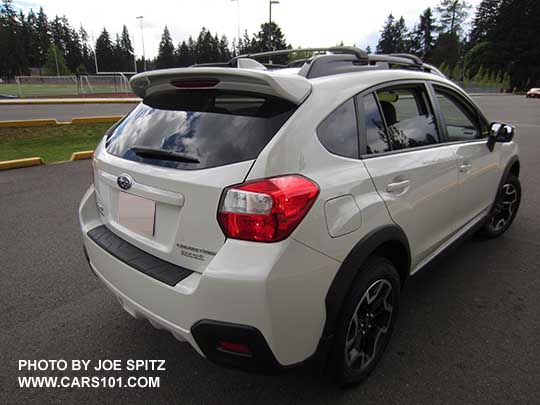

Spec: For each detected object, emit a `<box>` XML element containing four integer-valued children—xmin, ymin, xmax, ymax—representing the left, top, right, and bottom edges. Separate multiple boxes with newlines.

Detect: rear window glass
<box><xmin>106</xmin><ymin>90</ymin><xmax>296</xmax><ymax>170</ymax></box>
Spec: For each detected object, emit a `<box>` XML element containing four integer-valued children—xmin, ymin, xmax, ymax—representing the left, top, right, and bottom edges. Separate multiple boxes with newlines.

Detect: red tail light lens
<box><xmin>171</xmin><ymin>79</ymin><xmax>220</xmax><ymax>88</ymax></box>
<box><xmin>218</xmin><ymin>175</ymin><xmax>319</xmax><ymax>242</ymax></box>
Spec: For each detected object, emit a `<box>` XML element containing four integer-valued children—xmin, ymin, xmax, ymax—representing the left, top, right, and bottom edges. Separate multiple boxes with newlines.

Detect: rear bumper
<box><xmin>80</xmin><ymin>185</ymin><xmax>340</xmax><ymax>370</ymax></box>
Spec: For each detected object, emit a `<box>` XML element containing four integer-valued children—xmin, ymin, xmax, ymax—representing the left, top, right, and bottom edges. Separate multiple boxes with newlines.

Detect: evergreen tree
<box><xmin>25</xmin><ymin>9</ymin><xmax>40</xmax><ymax>67</ymax></box>
<box><xmin>376</xmin><ymin>14</ymin><xmax>409</xmax><ymax>54</ymax></box>
<box><xmin>393</xmin><ymin>16</ymin><xmax>409</xmax><ymax>53</ymax></box>
<box><xmin>377</xmin><ymin>14</ymin><xmax>397</xmax><ymax>53</ymax></box>
<box><xmin>120</xmin><ymin>25</ymin><xmax>134</xmax><ymax>71</ymax></box>
<box><xmin>95</xmin><ymin>27</ymin><xmax>114</xmax><ymax>72</ymax></box>
<box><xmin>431</xmin><ymin>32</ymin><xmax>461</xmax><ymax>68</ymax></box>
<box><xmin>436</xmin><ymin>0</ymin><xmax>472</xmax><ymax>36</ymax></box>
<box><xmin>35</xmin><ymin>7</ymin><xmax>50</xmax><ymax>71</ymax></box>
<box><xmin>79</xmin><ymin>25</ymin><xmax>95</xmax><ymax>73</ymax></box>
<box><xmin>451</xmin><ymin>64</ymin><xmax>461</xmax><ymax>81</ymax></box>
<box><xmin>474</xmin><ymin>65</ymin><xmax>485</xmax><ymax>83</ymax></box>
<box><xmin>501</xmin><ymin>72</ymin><xmax>511</xmax><ymax>91</ymax></box>
<box><xmin>156</xmin><ymin>26</ymin><xmax>175</xmax><ymax>69</ymax></box>
<box><xmin>416</xmin><ymin>8</ymin><xmax>437</xmax><ymax>59</ymax></box>
<box><xmin>365</xmin><ymin>45</ymin><xmax>372</xmax><ymax>54</ymax></box>
<box><xmin>469</xmin><ymin>0</ymin><xmax>501</xmax><ymax>46</ymax></box>
<box><xmin>175</xmin><ymin>40</ymin><xmax>194</xmax><ymax>67</ymax></box>
<box><xmin>252</xmin><ymin>22</ymin><xmax>289</xmax><ymax>64</ymax></box>
<box><xmin>0</xmin><ymin>0</ymin><xmax>28</xmax><ymax>77</ymax></box>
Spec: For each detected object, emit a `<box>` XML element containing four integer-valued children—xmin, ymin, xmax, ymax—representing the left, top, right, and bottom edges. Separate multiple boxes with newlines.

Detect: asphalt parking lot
<box><xmin>1</xmin><ymin>95</ymin><xmax>539</xmax><ymax>403</ymax></box>
<box><xmin>0</xmin><ymin>103</ymin><xmax>136</xmax><ymax>121</ymax></box>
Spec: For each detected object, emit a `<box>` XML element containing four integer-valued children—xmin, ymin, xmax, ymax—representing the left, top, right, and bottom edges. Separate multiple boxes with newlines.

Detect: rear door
<box><xmin>93</xmin><ymin>87</ymin><xmax>298</xmax><ymax>273</ymax></box>
<box><xmin>359</xmin><ymin>82</ymin><xmax>459</xmax><ymax>267</ymax></box>
<box><xmin>431</xmin><ymin>84</ymin><xmax>500</xmax><ymax>227</ymax></box>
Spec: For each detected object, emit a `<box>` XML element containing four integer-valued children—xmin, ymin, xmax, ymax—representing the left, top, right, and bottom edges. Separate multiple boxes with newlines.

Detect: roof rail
<box><xmin>232</xmin><ymin>46</ymin><xmax>369</xmax><ymax>62</ymax></box>
<box><xmin>190</xmin><ymin>47</ymin><xmax>445</xmax><ymax>79</ymax></box>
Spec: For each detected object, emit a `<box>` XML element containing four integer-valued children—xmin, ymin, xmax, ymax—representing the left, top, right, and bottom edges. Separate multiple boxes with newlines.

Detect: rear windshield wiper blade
<box><xmin>130</xmin><ymin>146</ymin><xmax>200</xmax><ymax>164</ymax></box>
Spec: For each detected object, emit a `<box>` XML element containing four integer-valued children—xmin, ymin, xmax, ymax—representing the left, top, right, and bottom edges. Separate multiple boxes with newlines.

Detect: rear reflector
<box><xmin>171</xmin><ymin>79</ymin><xmax>220</xmax><ymax>88</ymax></box>
<box><xmin>217</xmin><ymin>341</ymin><xmax>252</xmax><ymax>356</ymax></box>
<box><xmin>218</xmin><ymin>175</ymin><xmax>319</xmax><ymax>243</ymax></box>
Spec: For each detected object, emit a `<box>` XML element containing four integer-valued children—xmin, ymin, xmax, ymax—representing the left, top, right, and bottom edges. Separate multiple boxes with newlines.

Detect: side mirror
<box><xmin>487</xmin><ymin>122</ymin><xmax>515</xmax><ymax>151</ymax></box>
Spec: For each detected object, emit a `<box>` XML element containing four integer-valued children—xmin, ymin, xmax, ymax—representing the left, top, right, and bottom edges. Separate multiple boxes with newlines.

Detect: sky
<box><xmin>14</xmin><ymin>0</ymin><xmax>482</xmax><ymax>59</ymax></box>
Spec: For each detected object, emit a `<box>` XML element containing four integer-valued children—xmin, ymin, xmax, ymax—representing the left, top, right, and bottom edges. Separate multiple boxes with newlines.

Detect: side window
<box><xmin>376</xmin><ymin>86</ymin><xmax>440</xmax><ymax>150</ymax></box>
<box><xmin>317</xmin><ymin>98</ymin><xmax>358</xmax><ymax>159</ymax></box>
<box><xmin>362</xmin><ymin>93</ymin><xmax>390</xmax><ymax>154</ymax></box>
<box><xmin>434</xmin><ymin>87</ymin><xmax>482</xmax><ymax>141</ymax></box>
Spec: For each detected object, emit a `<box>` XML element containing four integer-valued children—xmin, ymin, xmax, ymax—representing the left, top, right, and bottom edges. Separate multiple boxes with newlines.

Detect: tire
<box><xmin>330</xmin><ymin>256</ymin><xmax>400</xmax><ymax>387</ymax></box>
<box><xmin>481</xmin><ymin>174</ymin><xmax>521</xmax><ymax>238</ymax></box>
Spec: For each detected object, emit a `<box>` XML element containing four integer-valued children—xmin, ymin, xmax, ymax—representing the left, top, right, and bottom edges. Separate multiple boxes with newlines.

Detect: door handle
<box><xmin>386</xmin><ymin>180</ymin><xmax>410</xmax><ymax>193</ymax></box>
<box><xmin>459</xmin><ymin>162</ymin><xmax>472</xmax><ymax>173</ymax></box>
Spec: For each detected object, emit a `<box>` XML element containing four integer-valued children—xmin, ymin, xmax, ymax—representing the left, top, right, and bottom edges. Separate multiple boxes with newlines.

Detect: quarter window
<box><xmin>375</xmin><ymin>86</ymin><xmax>440</xmax><ymax>150</ymax></box>
<box><xmin>317</xmin><ymin>98</ymin><xmax>358</xmax><ymax>159</ymax></box>
<box><xmin>434</xmin><ymin>87</ymin><xmax>482</xmax><ymax>141</ymax></box>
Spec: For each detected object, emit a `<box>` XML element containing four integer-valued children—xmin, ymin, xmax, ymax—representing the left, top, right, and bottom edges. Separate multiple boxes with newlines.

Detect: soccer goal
<box><xmin>79</xmin><ymin>73</ymin><xmax>131</xmax><ymax>95</ymax></box>
<box><xmin>14</xmin><ymin>75</ymin><xmax>79</xmax><ymax>97</ymax></box>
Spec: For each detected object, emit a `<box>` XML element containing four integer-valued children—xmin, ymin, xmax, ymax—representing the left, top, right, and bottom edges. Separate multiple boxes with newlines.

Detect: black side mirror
<box><xmin>487</xmin><ymin>122</ymin><xmax>515</xmax><ymax>151</ymax></box>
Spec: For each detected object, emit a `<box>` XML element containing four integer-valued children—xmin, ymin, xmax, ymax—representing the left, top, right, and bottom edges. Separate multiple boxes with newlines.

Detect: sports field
<box><xmin>0</xmin><ymin>83</ymin><xmax>131</xmax><ymax>98</ymax></box>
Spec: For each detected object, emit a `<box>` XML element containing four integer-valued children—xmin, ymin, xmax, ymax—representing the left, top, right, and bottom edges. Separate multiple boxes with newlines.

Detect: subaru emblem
<box><xmin>117</xmin><ymin>174</ymin><xmax>133</xmax><ymax>190</ymax></box>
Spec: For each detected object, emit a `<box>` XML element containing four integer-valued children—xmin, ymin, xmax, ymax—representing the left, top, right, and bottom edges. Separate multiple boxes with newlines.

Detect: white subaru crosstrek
<box><xmin>80</xmin><ymin>47</ymin><xmax>521</xmax><ymax>386</ymax></box>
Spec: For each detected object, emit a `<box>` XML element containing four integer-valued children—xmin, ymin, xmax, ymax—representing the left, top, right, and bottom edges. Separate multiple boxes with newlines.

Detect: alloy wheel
<box><xmin>488</xmin><ymin>183</ymin><xmax>518</xmax><ymax>232</ymax></box>
<box><xmin>344</xmin><ymin>279</ymin><xmax>394</xmax><ymax>371</ymax></box>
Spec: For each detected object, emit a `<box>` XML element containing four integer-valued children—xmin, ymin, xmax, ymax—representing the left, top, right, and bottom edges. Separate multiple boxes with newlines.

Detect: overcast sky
<box><xmin>15</xmin><ymin>0</ymin><xmax>481</xmax><ymax>59</ymax></box>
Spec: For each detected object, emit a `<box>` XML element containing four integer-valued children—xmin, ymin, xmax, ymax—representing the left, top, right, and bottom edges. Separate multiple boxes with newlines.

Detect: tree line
<box><xmin>155</xmin><ymin>22</ymin><xmax>289</xmax><ymax>68</ymax></box>
<box><xmin>1</xmin><ymin>0</ymin><xmax>539</xmax><ymax>89</ymax></box>
<box><xmin>375</xmin><ymin>0</ymin><xmax>540</xmax><ymax>89</ymax></box>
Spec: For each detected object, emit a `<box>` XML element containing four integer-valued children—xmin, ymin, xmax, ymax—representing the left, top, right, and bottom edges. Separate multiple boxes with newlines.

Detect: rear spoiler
<box><xmin>130</xmin><ymin>67</ymin><xmax>312</xmax><ymax>104</ymax></box>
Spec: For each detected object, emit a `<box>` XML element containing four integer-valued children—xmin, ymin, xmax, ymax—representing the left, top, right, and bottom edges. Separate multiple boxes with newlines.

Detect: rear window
<box><xmin>106</xmin><ymin>90</ymin><xmax>296</xmax><ymax>170</ymax></box>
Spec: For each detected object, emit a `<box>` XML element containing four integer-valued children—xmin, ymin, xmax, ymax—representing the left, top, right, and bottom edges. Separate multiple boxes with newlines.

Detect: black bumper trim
<box><xmin>87</xmin><ymin>225</ymin><xmax>193</xmax><ymax>286</ymax></box>
<box><xmin>191</xmin><ymin>319</ymin><xmax>286</xmax><ymax>374</ymax></box>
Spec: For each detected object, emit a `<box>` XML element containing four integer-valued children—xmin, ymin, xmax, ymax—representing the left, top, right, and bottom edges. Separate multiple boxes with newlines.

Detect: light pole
<box><xmin>231</xmin><ymin>0</ymin><xmax>240</xmax><ymax>43</ymax></box>
<box><xmin>91</xmin><ymin>31</ymin><xmax>99</xmax><ymax>73</ymax></box>
<box><xmin>269</xmin><ymin>0</ymin><xmax>280</xmax><ymax>24</ymax></box>
<box><xmin>51</xmin><ymin>42</ymin><xmax>60</xmax><ymax>76</ymax></box>
<box><xmin>136</xmin><ymin>16</ymin><xmax>146</xmax><ymax>71</ymax></box>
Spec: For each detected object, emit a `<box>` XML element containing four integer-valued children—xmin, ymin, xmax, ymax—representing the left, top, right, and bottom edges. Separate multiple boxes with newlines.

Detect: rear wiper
<box><xmin>130</xmin><ymin>146</ymin><xmax>200</xmax><ymax>164</ymax></box>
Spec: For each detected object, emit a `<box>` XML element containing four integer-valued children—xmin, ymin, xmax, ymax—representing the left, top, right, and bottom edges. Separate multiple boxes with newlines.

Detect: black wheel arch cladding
<box><xmin>318</xmin><ymin>225</ymin><xmax>410</xmax><ymax>350</ymax></box>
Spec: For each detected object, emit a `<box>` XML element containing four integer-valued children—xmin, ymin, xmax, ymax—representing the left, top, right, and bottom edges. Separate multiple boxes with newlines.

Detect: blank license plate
<box><xmin>118</xmin><ymin>192</ymin><xmax>156</xmax><ymax>238</ymax></box>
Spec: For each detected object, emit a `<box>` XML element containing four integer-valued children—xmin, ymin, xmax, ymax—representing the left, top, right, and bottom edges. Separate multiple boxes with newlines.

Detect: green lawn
<box><xmin>0</xmin><ymin>83</ymin><xmax>131</xmax><ymax>97</ymax></box>
<box><xmin>0</xmin><ymin>122</ymin><xmax>112</xmax><ymax>162</ymax></box>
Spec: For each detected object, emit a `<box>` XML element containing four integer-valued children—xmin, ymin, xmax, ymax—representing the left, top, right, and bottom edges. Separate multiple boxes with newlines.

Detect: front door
<box><xmin>432</xmin><ymin>85</ymin><xmax>501</xmax><ymax>228</ymax></box>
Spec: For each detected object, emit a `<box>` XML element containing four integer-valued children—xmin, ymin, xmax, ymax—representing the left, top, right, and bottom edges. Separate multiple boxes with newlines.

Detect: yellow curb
<box><xmin>70</xmin><ymin>150</ymin><xmax>94</xmax><ymax>160</ymax></box>
<box><xmin>0</xmin><ymin>157</ymin><xmax>44</xmax><ymax>170</ymax></box>
<box><xmin>0</xmin><ymin>119</ymin><xmax>58</xmax><ymax>128</ymax></box>
<box><xmin>71</xmin><ymin>116</ymin><xmax>123</xmax><ymax>124</ymax></box>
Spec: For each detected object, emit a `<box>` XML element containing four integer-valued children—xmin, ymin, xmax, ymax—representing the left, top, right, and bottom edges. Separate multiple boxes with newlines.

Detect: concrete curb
<box><xmin>70</xmin><ymin>151</ymin><xmax>94</xmax><ymax>160</ymax></box>
<box><xmin>0</xmin><ymin>116</ymin><xmax>122</xmax><ymax>128</ymax></box>
<box><xmin>0</xmin><ymin>157</ymin><xmax>44</xmax><ymax>171</ymax></box>
<box><xmin>0</xmin><ymin>98</ymin><xmax>140</xmax><ymax>105</ymax></box>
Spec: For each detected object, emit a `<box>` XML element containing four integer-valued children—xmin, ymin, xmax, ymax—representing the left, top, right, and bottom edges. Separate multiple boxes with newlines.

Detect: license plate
<box><xmin>118</xmin><ymin>192</ymin><xmax>156</xmax><ymax>238</ymax></box>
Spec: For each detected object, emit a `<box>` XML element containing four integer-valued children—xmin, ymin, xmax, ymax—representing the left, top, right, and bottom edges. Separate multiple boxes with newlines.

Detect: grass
<box><xmin>0</xmin><ymin>122</ymin><xmax>112</xmax><ymax>163</ymax></box>
<box><xmin>0</xmin><ymin>83</ymin><xmax>129</xmax><ymax>97</ymax></box>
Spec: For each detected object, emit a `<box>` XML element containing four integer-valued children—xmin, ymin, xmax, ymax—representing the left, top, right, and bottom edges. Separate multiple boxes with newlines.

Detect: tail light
<box><xmin>218</xmin><ymin>175</ymin><xmax>319</xmax><ymax>243</ymax></box>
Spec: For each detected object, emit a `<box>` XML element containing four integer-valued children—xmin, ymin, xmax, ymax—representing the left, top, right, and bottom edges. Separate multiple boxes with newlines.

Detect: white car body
<box><xmin>80</xmin><ymin>59</ymin><xmax>520</xmax><ymax>374</ymax></box>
